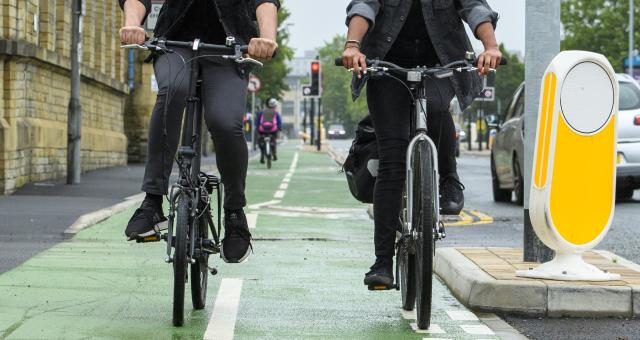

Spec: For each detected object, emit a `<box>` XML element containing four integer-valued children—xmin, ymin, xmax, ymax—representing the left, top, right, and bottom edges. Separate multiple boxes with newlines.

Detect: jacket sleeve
<box><xmin>118</xmin><ymin>0</ymin><xmax>152</xmax><ymax>24</ymax></box>
<box><xmin>345</xmin><ymin>0</ymin><xmax>381</xmax><ymax>30</ymax></box>
<box><xmin>276</xmin><ymin>113</ymin><xmax>282</xmax><ymax>130</ymax></box>
<box><xmin>455</xmin><ymin>0</ymin><xmax>499</xmax><ymax>38</ymax></box>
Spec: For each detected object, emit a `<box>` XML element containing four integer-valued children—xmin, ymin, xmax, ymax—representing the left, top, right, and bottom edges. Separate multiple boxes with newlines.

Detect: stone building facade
<box><xmin>0</xmin><ymin>0</ymin><xmax>129</xmax><ymax>194</ymax></box>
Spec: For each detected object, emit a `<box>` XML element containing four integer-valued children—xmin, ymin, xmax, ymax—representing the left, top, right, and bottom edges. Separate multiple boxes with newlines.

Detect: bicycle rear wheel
<box><xmin>398</xmin><ymin>190</ymin><xmax>416</xmax><ymax>311</ymax></box>
<box><xmin>173</xmin><ymin>192</ymin><xmax>190</xmax><ymax>327</ymax></box>
<box><xmin>413</xmin><ymin>140</ymin><xmax>437</xmax><ymax>330</ymax></box>
<box><xmin>191</xmin><ymin>216</ymin><xmax>209</xmax><ymax>310</ymax></box>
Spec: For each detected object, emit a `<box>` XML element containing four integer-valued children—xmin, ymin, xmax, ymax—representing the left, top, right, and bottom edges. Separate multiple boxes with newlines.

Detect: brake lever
<box><xmin>232</xmin><ymin>56</ymin><xmax>264</xmax><ymax>68</ymax></box>
<box><xmin>121</xmin><ymin>44</ymin><xmax>148</xmax><ymax>50</ymax></box>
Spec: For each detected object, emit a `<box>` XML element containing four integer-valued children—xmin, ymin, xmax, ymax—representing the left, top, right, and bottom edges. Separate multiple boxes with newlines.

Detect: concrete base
<box><xmin>435</xmin><ymin>247</ymin><xmax>640</xmax><ymax>317</ymax></box>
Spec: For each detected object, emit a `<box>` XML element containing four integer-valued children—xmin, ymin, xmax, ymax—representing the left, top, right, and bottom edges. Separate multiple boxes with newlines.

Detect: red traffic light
<box><xmin>311</xmin><ymin>62</ymin><xmax>320</xmax><ymax>73</ymax></box>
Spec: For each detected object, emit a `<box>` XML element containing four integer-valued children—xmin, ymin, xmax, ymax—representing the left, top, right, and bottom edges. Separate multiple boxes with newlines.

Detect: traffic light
<box><xmin>309</xmin><ymin>61</ymin><xmax>321</xmax><ymax>96</ymax></box>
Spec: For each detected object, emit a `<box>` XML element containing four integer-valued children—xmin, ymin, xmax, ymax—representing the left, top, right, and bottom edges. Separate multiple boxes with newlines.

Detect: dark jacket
<box><xmin>118</xmin><ymin>0</ymin><xmax>280</xmax><ymax>45</ymax></box>
<box><xmin>346</xmin><ymin>0</ymin><xmax>498</xmax><ymax>110</ymax></box>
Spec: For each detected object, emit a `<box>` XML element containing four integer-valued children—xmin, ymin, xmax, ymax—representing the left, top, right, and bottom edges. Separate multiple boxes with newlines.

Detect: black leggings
<box><xmin>367</xmin><ymin>75</ymin><xmax>456</xmax><ymax>257</ymax></box>
<box><xmin>142</xmin><ymin>47</ymin><xmax>249</xmax><ymax>210</ymax></box>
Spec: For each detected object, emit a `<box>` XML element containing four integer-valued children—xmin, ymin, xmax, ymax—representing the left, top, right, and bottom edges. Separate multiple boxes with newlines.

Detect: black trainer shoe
<box><xmin>260</xmin><ymin>157</ymin><xmax>265</xmax><ymax>164</ymax></box>
<box><xmin>364</xmin><ymin>256</ymin><xmax>394</xmax><ymax>290</ymax></box>
<box><xmin>125</xmin><ymin>199</ymin><xmax>167</xmax><ymax>241</ymax></box>
<box><xmin>273</xmin><ymin>152</ymin><xmax>278</xmax><ymax>161</ymax></box>
<box><xmin>221</xmin><ymin>209</ymin><xmax>252</xmax><ymax>263</ymax></box>
<box><xmin>440</xmin><ymin>174</ymin><xmax>465</xmax><ymax>215</ymax></box>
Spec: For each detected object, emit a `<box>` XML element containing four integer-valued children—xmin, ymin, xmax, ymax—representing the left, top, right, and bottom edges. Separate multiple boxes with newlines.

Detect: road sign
<box><xmin>248</xmin><ymin>75</ymin><xmax>262</xmax><ymax>93</ymax></box>
<box><xmin>516</xmin><ymin>51</ymin><xmax>619</xmax><ymax>281</ymax></box>
<box><xmin>475</xmin><ymin>87</ymin><xmax>495</xmax><ymax>102</ymax></box>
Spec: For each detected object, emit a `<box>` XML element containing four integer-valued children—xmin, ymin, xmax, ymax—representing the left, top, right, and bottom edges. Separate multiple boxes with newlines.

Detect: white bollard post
<box><xmin>516</xmin><ymin>51</ymin><xmax>620</xmax><ymax>281</ymax></box>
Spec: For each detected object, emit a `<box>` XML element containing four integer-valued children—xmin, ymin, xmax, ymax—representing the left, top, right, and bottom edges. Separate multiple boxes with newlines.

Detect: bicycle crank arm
<box><xmin>367</xmin><ymin>283</ymin><xmax>398</xmax><ymax>291</ymax></box>
<box><xmin>136</xmin><ymin>232</ymin><xmax>162</xmax><ymax>243</ymax></box>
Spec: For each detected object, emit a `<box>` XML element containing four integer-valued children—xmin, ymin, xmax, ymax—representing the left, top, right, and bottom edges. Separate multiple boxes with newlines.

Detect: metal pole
<box><xmin>629</xmin><ymin>0</ymin><xmax>635</xmax><ymax>77</ymax></box>
<box><xmin>303</xmin><ymin>98</ymin><xmax>307</xmax><ymax>142</ymax></box>
<box><xmin>252</xmin><ymin>92</ymin><xmax>257</xmax><ymax>150</ymax></box>
<box><xmin>310</xmin><ymin>98</ymin><xmax>316</xmax><ymax>145</ymax></box>
<box><xmin>67</xmin><ymin>0</ymin><xmax>82</xmax><ymax>184</ymax></box>
<box><xmin>316</xmin><ymin>98</ymin><xmax>322</xmax><ymax>151</ymax></box>
<box><xmin>524</xmin><ymin>0</ymin><xmax>557</xmax><ymax>262</ymax></box>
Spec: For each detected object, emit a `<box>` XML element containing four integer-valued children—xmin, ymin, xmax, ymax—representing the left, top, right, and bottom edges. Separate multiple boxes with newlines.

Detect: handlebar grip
<box><xmin>473</xmin><ymin>57</ymin><xmax>508</xmax><ymax>67</ymax></box>
<box><xmin>242</xmin><ymin>45</ymin><xmax>278</xmax><ymax>58</ymax></box>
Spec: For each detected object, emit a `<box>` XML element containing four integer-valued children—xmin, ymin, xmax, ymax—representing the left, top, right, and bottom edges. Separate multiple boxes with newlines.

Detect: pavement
<box><xmin>0</xmin><ymin>144</ymin><xmax>525</xmax><ymax>339</ymax></box>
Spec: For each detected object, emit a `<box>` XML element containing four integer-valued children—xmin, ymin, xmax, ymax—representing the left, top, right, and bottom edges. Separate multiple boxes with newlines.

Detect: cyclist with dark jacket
<box><xmin>118</xmin><ymin>0</ymin><xmax>279</xmax><ymax>263</ymax></box>
<box><xmin>256</xmin><ymin>98</ymin><xmax>282</xmax><ymax>163</ymax></box>
<box><xmin>341</xmin><ymin>0</ymin><xmax>502</xmax><ymax>288</ymax></box>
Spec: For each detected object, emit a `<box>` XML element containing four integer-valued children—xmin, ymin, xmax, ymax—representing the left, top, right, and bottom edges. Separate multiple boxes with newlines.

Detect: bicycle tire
<box><xmin>413</xmin><ymin>140</ymin><xmax>436</xmax><ymax>330</ymax></box>
<box><xmin>266</xmin><ymin>153</ymin><xmax>272</xmax><ymax>169</ymax></box>
<box><xmin>173</xmin><ymin>193</ymin><xmax>189</xmax><ymax>327</ymax></box>
<box><xmin>191</xmin><ymin>216</ymin><xmax>209</xmax><ymax>310</ymax></box>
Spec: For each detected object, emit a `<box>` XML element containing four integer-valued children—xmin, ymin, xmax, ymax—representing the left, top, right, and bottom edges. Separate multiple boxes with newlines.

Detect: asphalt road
<box><xmin>330</xmin><ymin>139</ymin><xmax>640</xmax><ymax>340</ymax></box>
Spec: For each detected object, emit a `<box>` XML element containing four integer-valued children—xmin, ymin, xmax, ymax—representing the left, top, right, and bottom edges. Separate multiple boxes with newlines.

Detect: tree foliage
<box><xmin>561</xmin><ymin>0</ymin><xmax>637</xmax><ymax>72</ymax></box>
<box><xmin>254</xmin><ymin>4</ymin><xmax>294</xmax><ymax>102</ymax></box>
<box><xmin>317</xmin><ymin>35</ymin><xmax>368</xmax><ymax>132</ymax></box>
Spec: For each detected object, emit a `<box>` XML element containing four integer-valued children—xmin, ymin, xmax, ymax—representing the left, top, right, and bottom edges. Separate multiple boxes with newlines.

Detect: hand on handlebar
<box><xmin>342</xmin><ymin>46</ymin><xmax>368</xmax><ymax>79</ymax></box>
<box><xmin>477</xmin><ymin>47</ymin><xmax>502</xmax><ymax>76</ymax></box>
<box><xmin>119</xmin><ymin>26</ymin><xmax>146</xmax><ymax>45</ymax></box>
<box><xmin>248</xmin><ymin>38</ymin><xmax>278</xmax><ymax>61</ymax></box>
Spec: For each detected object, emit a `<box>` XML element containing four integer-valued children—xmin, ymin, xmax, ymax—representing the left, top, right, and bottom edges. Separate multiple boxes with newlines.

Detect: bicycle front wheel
<box><xmin>173</xmin><ymin>193</ymin><xmax>190</xmax><ymax>327</ymax></box>
<box><xmin>398</xmin><ymin>189</ymin><xmax>416</xmax><ymax>311</ymax></box>
<box><xmin>191</xmin><ymin>216</ymin><xmax>209</xmax><ymax>310</ymax></box>
<box><xmin>412</xmin><ymin>140</ymin><xmax>437</xmax><ymax>330</ymax></box>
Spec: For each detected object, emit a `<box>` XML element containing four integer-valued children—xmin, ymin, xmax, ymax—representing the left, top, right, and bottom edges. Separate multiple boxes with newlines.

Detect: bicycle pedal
<box><xmin>368</xmin><ymin>284</ymin><xmax>394</xmax><ymax>291</ymax></box>
<box><xmin>136</xmin><ymin>233</ymin><xmax>161</xmax><ymax>243</ymax></box>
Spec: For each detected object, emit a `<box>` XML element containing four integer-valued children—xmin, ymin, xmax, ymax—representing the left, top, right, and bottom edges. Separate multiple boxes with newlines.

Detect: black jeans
<box><xmin>142</xmin><ymin>47</ymin><xmax>249</xmax><ymax>210</ymax></box>
<box><xmin>367</xmin><ymin>73</ymin><xmax>456</xmax><ymax>257</ymax></box>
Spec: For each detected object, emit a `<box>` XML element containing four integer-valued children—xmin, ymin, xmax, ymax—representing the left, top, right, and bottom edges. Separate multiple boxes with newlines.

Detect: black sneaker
<box><xmin>125</xmin><ymin>199</ymin><xmax>167</xmax><ymax>241</ymax></box>
<box><xmin>260</xmin><ymin>157</ymin><xmax>265</xmax><ymax>164</ymax></box>
<box><xmin>364</xmin><ymin>256</ymin><xmax>394</xmax><ymax>289</ymax></box>
<box><xmin>273</xmin><ymin>152</ymin><xmax>277</xmax><ymax>161</ymax></box>
<box><xmin>221</xmin><ymin>209</ymin><xmax>252</xmax><ymax>263</ymax></box>
<box><xmin>440</xmin><ymin>174</ymin><xmax>465</xmax><ymax>215</ymax></box>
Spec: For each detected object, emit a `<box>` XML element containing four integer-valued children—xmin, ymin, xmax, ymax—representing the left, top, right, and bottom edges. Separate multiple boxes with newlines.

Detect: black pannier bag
<box><xmin>342</xmin><ymin>115</ymin><xmax>379</xmax><ymax>204</ymax></box>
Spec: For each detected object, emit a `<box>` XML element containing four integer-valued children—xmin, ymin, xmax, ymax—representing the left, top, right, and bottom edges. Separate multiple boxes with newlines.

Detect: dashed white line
<box><xmin>446</xmin><ymin>310</ymin><xmax>479</xmax><ymax>321</ymax></box>
<box><xmin>203</xmin><ymin>278</ymin><xmax>244</xmax><ymax>340</ymax></box>
<box><xmin>246</xmin><ymin>213</ymin><xmax>258</xmax><ymax>229</ymax></box>
<box><xmin>282</xmin><ymin>177</ymin><xmax>291</xmax><ymax>183</ymax></box>
<box><xmin>460</xmin><ymin>324</ymin><xmax>495</xmax><ymax>335</ymax></box>
<box><xmin>410</xmin><ymin>323</ymin><xmax>445</xmax><ymax>334</ymax></box>
<box><xmin>272</xmin><ymin>152</ymin><xmax>299</xmax><ymax>200</ymax></box>
<box><xmin>274</xmin><ymin>190</ymin><xmax>286</xmax><ymax>199</ymax></box>
<box><xmin>279</xmin><ymin>183</ymin><xmax>289</xmax><ymax>190</ymax></box>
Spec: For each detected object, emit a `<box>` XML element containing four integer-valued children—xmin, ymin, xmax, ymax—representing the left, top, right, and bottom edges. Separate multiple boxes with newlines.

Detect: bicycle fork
<box><xmin>405</xmin><ymin>95</ymin><xmax>443</xmax><ymax>240</ymax></box>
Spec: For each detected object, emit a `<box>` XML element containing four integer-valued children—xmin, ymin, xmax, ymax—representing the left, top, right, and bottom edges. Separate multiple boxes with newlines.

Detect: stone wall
<box><xmin>0</xmin><ymin>0</ymin><xmax>128</xmax><ymax>194</ymax></box>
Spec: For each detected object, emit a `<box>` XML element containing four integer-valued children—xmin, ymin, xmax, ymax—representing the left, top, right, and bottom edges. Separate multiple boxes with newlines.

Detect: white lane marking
<box><xmin>279</xmin><ymin>183</ymin><xmax>289</xmax><ymax>190</ymax></box>
<box><xmin>274</xmin><ymin>190</ymin><xmax>286</xmax><ymax>199</ymax></box>
<box><xmin>410</xmin><ymin>323</ymin><xmax>445</xmax><ymax>334</ymax></box>
<box><xmin>401</xmin><ymin>310</ymin><xmax>417</xmax><ymax>320</ymax></box>
<box><xmin>248</xmin><ymin>200</ymin><xmax>281</xmax><ymax>210</ymax></box>
<box><xmin>204</xmin><ymin>278</ymin><xmax>244</xmax><ymax>340</ymax></box>
<box><xmin>446</xmin><ymin>310</ymin><xmax>479</xmax><ymax>321</ymax></box>
<box><xmin>421</xmin><ymin>338</ymin><xmax>453</xmax><ymax>340</ymax></box>
<box><xmin>272</xmin><ymin>152</ymin><xmax>299</xmax><ymax>200</ymax></box>
<box><xmin>460</xmin><ymin>324</ymin><xmax>495</xmax><ymax>335</ymax></box>
<box><xmin>246</xmin><ymin>213</ymin><xmax>258</xmax><ymax>229</ymax></box>
<box><xmin>282</xmin><ymin>177</ymin><xmax>291</xmax><ymax>183</ymax></box>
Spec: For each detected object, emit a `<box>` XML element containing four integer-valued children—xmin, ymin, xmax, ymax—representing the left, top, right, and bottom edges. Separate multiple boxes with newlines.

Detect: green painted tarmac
<box><xmin>0</xmin><ymin>145</ymin><xmax>498</xmax><ymax>339</ymax></box>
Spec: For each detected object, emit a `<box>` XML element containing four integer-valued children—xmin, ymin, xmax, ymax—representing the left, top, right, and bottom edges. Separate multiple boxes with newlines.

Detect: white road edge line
<box><xmin>248</xmin><ymin>200</ymin><xmax>281</xmax><ymax>210</ymax></box>
<box><xmin>246</xmin><ymin>213</ymin><xmax>258</xmax><ymax>229</ymax></box>
<box><xmin>477</xmin><ymin>313</ymin><xmax>528</xmax><ymax>340</ymax></box>
<box><xmin>204</xmin><ymin>278</ymin><xmax>244</xmax><ymax>340</ymax></box>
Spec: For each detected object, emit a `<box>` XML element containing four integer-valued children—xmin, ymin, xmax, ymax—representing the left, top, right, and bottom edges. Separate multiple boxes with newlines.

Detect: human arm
<box><xmin>249</xmin><ymin>1</ymin><xmax>280</xmax><ymax>61</ymax></box>
<box><xmin>455</xmin><ymin>0</ymin><xmax>501</xmax><ymax>75</ymax></box>
<box><xmin>341</xmin><ymin>1</ymin><xmax>381</xmax><ymax>77</ymax></box>
<box><xmin>277</xmin><ymin>113</ymin><xmax>282</xmax><ymax>131</ymax></box>
<box><xmin>118</xmin><ymin>0</ymin><xmax>151</xmax><ymax>45</ymax></box>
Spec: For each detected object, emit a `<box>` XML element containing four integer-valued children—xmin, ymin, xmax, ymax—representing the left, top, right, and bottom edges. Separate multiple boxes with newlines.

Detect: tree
<box><xmin>561</xmin><ymin>0</ymin><xmax>637</xmax><ymax>72</ymax></box>
<box><xmin>254</xmin><ymin>4</ymin><xmax>294</xmax><ymax>102</ymax></box>
<box><xmin>317</xmin><ymin>35</ymin><xmax>368</xmax><ymax>132</ymax></box>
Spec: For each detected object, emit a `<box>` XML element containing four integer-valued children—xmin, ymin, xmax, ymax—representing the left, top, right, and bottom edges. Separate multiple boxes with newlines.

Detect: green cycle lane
<box><xmin>0</xmin><ymin>144</ymin><xmax>499</xmax><ymax>340</ymax></box>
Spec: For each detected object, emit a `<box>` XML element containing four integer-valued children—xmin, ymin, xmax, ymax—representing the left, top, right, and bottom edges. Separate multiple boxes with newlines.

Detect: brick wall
<box><xmin>0</xmin><ymin>0</ymin><xmax>128</xmax><ymax>194</ymax></box>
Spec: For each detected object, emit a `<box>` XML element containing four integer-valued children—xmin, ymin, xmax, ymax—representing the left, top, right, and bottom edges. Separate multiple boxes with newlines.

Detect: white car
<box><xmin>616</xmin><ymin>74</ymin><xmax>640</xmax><ymax>200</ymax></box>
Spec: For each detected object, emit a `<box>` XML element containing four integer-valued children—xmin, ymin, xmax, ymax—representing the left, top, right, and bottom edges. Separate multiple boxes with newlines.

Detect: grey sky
<box><xmin>285</xmin><ymin>0</ymin><xmax>525</xmax><ymax>57</ymax></box>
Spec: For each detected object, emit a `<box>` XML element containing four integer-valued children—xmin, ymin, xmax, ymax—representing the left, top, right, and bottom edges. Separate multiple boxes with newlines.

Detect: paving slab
<box><xmin>435</xmin><ymin>247</ymin><xmax>640</xmax><ymax>317</ymax></box>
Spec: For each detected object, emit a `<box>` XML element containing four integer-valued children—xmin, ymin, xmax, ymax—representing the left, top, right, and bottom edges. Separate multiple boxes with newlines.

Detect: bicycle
<box><xmin>259</xmin><ymin>134</ymin><xmax>276</xmax><ymax>169</ymax></box>
<box><xmin>336</xmin><ymin>53</ymin><xmax>506</xmax><ymax>329</ymax></box>
<box><xmin>123</xmin><ymin>37</ymin><xmax>263</xmax><ymax>327</ymax></box>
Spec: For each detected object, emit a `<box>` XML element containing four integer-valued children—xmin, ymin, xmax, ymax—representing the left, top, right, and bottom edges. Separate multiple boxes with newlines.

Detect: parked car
<box><xmin>327</xmin><ymin>124</ymin><xmax>348</xmax><ymax>139</ymax></box>
<box><xmin>488</xmin><ymin>83</ymin><xmax>525</xmax><ymax>205</ymax></box>
<box><xmin>488</xmin><ymin>75</ymin><xmax>640</xmax><ymax>204</ymax></box>
<box><xmin>615</xmin><ymin>74</ymin><xmax>640</xmax><ymax>200</ymax></box>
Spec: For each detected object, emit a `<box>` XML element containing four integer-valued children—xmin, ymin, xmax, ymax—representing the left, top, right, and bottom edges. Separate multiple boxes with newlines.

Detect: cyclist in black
<box><xmin>341</xmin><ymin>0</ymin><xmax>501</xmax><ymax>287</ymax></box>
<box><xmin>118</xmin><ymin>0</ymin><xmax>279</xmax><ymax>263</ymax></box>
<box><xmin>256</xmin><ymin>98</ymin><xmax>283</xmax><ymax>163</ymax></box>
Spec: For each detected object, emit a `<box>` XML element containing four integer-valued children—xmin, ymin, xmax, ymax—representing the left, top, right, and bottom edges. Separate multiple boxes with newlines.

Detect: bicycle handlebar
<box><xmin>122</xmin><ymin>39</ymin><xmax>248</xmax><ymax>54</ymax></box>
<box><xmin>334</xmin><ymin>57</ymin><xmax>507</xmax><ymax>68</ymax></box>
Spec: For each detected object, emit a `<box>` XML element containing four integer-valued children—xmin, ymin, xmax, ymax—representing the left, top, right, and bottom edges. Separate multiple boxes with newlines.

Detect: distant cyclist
<box><xmin>118</xmin><ymin>0</ymin><xmax>279</xmax><ymax>263</ymax></box>
<box><xmin>256</xmin><ymin>98</ymin><xmax>282</xmax><ymax>163</ymax></box>
<box><xmin>342</xmin><ymin>0</ymin><xmax>501</xmax><ymax>288</ymax></box>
